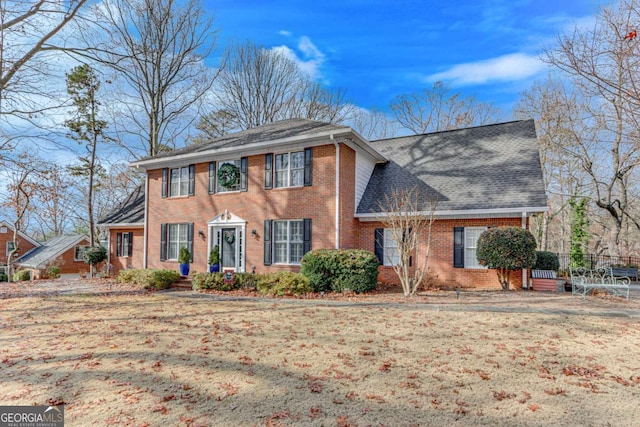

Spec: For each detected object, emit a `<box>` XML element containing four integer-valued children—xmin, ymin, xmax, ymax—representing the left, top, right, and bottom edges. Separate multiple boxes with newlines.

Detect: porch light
<box><xmin>198</xmin><ymin>230</ymin><xmax>205</xmax><ymax>238</ymax></box>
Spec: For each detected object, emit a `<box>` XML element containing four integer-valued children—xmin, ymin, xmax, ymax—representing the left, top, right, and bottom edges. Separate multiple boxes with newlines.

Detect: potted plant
<box><xmin>531</xmin><ymin>251</ymin><xmax>560</xmax><ymax>291</ymax></box>
<box><xmin>209</xmin><ymin>245</ymin><xmax>220</xmax><ymax>273</ymax></box>
<box><xmin>178</xmin><ymin>246</ymin><xmax>191</xmax><ymax>276</ymax></box>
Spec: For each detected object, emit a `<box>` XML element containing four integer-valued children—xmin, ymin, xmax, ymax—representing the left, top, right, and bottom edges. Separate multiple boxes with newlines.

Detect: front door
<box><xmin>221</xmin><ymin>228</ymin><xmax>237</xmax><ymax>271</ymax></box>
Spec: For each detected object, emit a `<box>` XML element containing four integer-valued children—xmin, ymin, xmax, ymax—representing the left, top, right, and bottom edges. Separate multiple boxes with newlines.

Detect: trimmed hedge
<box><xmin>192</xmin><ymin>272</ymin><xmax>257</xmax><ymax>291</ymax></box>
<box><xmin>301</xmin><ymin>249</ymin><xmax>379</xmax><ymax>294</ymax></box>
<box><xmin>13</xmin><ymin>270</ymin><xmax>31</xmax><ymax>282</ymax></box>
<box><xmin>534</xmin><ymin>251</ymin><xmax>559</xmax><ymax>271</ymax></box>
<box><xmin>256</xmin><ymin>272</ymin><xmax>311</xmax><ymax>296</ymax></box>
<box><xmin>117</xmin><ymin>269</ymin><xmax>181</xmax><ymax>290</ymax></box>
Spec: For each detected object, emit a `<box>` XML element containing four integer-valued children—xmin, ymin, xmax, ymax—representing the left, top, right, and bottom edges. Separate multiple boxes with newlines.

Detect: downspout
<box><xmin>332</xmin><ymin>135</ymin><xmax>340</xmax><ymax>249</ymax></box>
<box><xmin>143</xmin><ymin>171</ymin><xmax>149</xmax><ymax>269</ymax></box>
<box><xmin>522</xmin><ymin>211</ymin><xmax>527</xmax><ymax>289</ymax></box>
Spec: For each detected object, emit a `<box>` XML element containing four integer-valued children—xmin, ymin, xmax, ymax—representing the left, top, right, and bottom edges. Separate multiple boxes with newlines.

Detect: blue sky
<box><xmin>207</xmin><ymin>0</ymin><xmax>610</xmax><ymax>116</ymax></box>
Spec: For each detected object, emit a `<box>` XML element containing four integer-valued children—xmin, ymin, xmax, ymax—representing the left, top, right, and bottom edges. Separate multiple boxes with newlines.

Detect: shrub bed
<box><xmin>256</xmin><ymin>272</ymin><xmax>311</xmax><ymax>296</ymax></box>
<box><xmin>192</xmin><ymin>272</ymin><xmax>257</xmax><ymax>291</ymax></box>
<box><xmin>12</xmin><ymin>270</ymin><xmax>31</xmax><ymax>282</ymax></box>
<box><xmin>301</xmin><ymin>249</ymin><xmax>378</xmax><ymax>293</ymax></box>
<box><xmin>116</xmin><ymin>269</ymin><xmax>181</xmax><ymax>290</ymax></box>
<box><xmin>534</xmin><ymin>251</ymin><xmax>560</xmax><ymax>271</ymax></box>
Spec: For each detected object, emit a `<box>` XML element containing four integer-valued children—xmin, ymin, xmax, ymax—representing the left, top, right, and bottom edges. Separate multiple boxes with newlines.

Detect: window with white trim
<box><xmin>273</xmin><ymin>220</ymin><xmax>304</xmax><ymax>264</ymax></box>
<box><xmin>464</xmin><ymin>227</ymin><xmax>488</xmax><ymax>269</ymax></box>
<box><xmin>275</xmin><ymin>151</ymin><xmax>304</xmax><ymax>188</ymax></box>
<box><xmin>169</xmin><ymin>166</ymin><xmax>190</xmax><ymax>197</ymax></box>
<box><xmin>383</xmin><ymin>229</ymin><xmax>400</xmax><ymax>266</ymax></box>
<box><xmin>6</xmin><ymin>241</ymin><xmax>15</xmax><ymax>256</ymax></box>
<box><xmin>217</xmin><ymin>160</ymin><xmax>241</xmax><ymax>193</ymax></box>
<box><xmin>167</xmin><ymin>224</ymin><xmax>190</xmax><ymax>261</ymax></box>
<box><xmin>74</xmin><ymin>245</ymin><xmax>89</xmax><ymax>261</ymax></box>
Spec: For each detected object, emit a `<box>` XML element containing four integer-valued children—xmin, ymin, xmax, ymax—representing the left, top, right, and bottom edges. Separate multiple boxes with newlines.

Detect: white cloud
<box><xmin>279</xmin><ymin>30</ymin><xmax>292</xmax><ymax>36</ymax></box>
<box><xmin>425</xmin><ymin>53</ymin><xmax>548</xmax><ymax>86</ymax></box>
<box><xmin>270</xmin><ymin>36</ymin><xmax>326</xmax><ymax>81</ymax></box>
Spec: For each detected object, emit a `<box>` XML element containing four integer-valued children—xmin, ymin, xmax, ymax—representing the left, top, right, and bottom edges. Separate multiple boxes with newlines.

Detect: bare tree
<box><xmin>80</xmin><ymin>0</ymin><xmax>218</xmax><ymax>157</ymax></box>
<box><xmin>377</xmin><ymin>187</ymin><xmax>436</xmax><ymax>297</ymax></box>
<box><xmin>350</xmin><ymin>107</ymin><xmax>401</xmax><ymax>141</ymax></box>
<box><xmin>208</xmin><ymin>41</ymin><xmax>352</xmax><ymax>133</ymax></box>
<box><xmin>390</xmin><ymin>81</ymin><xmax>501</xmax><ymax>134</ymax></box>
<box><xmin>544</xmin><ymin>0</ymin><xmax>640</xmax><ymax>255</ymax></box>
<box><xmin>31</xmin><ymin>166</ymin><xmax>76</xmax><ymax>239</ymax></box>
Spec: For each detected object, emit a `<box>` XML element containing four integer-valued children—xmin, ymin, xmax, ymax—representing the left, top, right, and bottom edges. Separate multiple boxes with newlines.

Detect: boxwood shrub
<box><xmin>256</xmin><ymin>272</ymin><xmax>311</xmax><ymax>296</ymax></box>
<box><xmin>12</xmin><ymin>269</ymin><xmax>31</xmax><ymax>282</ymax></box>
<box><xmin>192</xmin><ymin>272</ymin><xmax>257</xmax><ymax>291</ymax></box>
<box><xmin>534</xmin><ymin>251</ymin><xmax>560</xmax><ymax>271</ymax></box>
<box><xmin>301</xmin><ymin>249</ymin><xmax>378</xmax><ymax>293</ymax></box>
<box><xmin>116</xmin><ymin>269</ymin><xmax>180</xmax><ymax>290</ymax></box>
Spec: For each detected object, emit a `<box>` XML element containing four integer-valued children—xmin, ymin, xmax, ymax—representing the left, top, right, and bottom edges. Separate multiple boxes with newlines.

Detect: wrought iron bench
<box><xmin>570</xmin><ymin>267</ymin><xmax>630</xmax><ymax>300</ymax></box>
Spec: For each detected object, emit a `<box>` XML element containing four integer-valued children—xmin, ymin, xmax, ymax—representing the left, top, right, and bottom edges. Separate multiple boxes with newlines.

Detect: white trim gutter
<box><xmin>356</xmin><ymin>206</ymin><xmax>548</xmax><ymax>220</ymax></box>
<box><xmin>143</xmin><ymin>174</ymin><xmax>149</xmax><ymax>269</ymax></box>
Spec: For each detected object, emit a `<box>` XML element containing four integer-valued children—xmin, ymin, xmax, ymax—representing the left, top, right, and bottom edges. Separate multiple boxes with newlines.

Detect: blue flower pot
<box><xmin>209</xmin><ymin>264</ymin><xmax>220</xmax><ymax>273</ymax></box>
<box><xmin>179</xmin><ymin>263</ymin><xmax>190</xmax><ymax>276</ymax></box>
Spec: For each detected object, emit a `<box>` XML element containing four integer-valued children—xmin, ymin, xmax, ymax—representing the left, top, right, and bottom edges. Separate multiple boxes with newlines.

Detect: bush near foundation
<box><xmin>13</xmin><ymin>270</ymin><xmax>31</xmax><ymax>282</ymax></box>
<box><xmin>192</xmin><ymin>272</ymin><xmax>257</xmax><ymax>291</ymax></box>
<box><xmin>256</xmin><ymin>272</ymin><xmax>311</xmax><ymax>296</ymax></box>
<box><xmin>117</xmin><ymin>269</ymin><xmax>181</xmax><ymax>290</ymax></box>
<box><xmin>533</xmin><ymin>251</ymin><xmax>559</xmax><ymax>271</ymax></box>
<box><xmin>301</xmin><ymin>249</ymin><xmax>379</xmax><ymax>293</ymax></box>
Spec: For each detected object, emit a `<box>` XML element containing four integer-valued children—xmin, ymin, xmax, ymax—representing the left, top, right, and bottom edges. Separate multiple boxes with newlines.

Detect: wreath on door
<box><xmin>224</xmin><ymin>230</ymin><xmax>235</xmax><ymax>245</ymax></box>
<box><xmin>217</xmin><ymin>163</ymin><xmax>240</xmax><ymax>188</ymax></box>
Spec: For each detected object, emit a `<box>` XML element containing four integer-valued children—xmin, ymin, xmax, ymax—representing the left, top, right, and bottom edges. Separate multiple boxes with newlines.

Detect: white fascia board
<box><xmin>130</xmin><ymin>128</ymin><xmax>387</xmax><ymax>170</ymax></box>
<box><xmin>356</xmin><ymin>206</ymin><xmax>549</xmax><ymax>221</ymax></box>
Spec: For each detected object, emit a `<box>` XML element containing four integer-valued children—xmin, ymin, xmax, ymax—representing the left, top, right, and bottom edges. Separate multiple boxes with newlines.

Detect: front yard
<box><xmin>1</xmin><ymin>280</ymin><xmax>639</xmax><ymax>426</ymax></box>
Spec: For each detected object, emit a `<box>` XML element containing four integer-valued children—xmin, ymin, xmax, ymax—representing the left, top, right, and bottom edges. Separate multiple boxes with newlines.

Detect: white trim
<box><xmin>207</xmin><ymin>211</ymin><xmax>247</xmax><ymax>272</ymax></box>
<box><xmin>143</xmin><ymin>174</ymin><xmax>149</xmax><ymax>269</ymax></box>
<box><xmin>98</xmin><ymin>223</ymin><xmax>144</xmax><ymax>229</ymax></box>
<box><xmin>130</xmin><ymin>129</ymin><xmax>387</xmax><ymax>170</ymax></box>
<box><xmin>333</xmin><ymin>138</ymin><xmax>340</xmax><ymax>249</ymax></box>
<box><xmin>356</xmin><ymin>206</ymin><xmax>549</xmax><ymax>221</ymax></box>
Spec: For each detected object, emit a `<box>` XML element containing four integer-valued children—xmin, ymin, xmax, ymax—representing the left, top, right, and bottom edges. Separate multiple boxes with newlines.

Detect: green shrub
<box><xmin>178</xmin><ymin>246</ymin><xmax>191</xmax><ymax>264</ymax></box>
<box><xmin>234</xmin><ymin>272</ymin><xmax>257</xmax><ymax>290</ymax></box>
<box><xmin>256</xmin><ymin>272</ymin><xmax>311</xmax><ymax>296</ymax></box>
<box><xmin>476</xmin><ymin>227</ymin><xmax>537</xmax><ymax>290</ymax></box>
<box><xmin>117</xmin><ymin>269</ymin><xmax>180</xmax><ymax>290</ymax></box>
<box><xmin>534</xmin><ymin>251</ymin><xmax>559</xmax><ymax>271</ymax></box>
<box><xmin>0</xmin><ymin>272</ymin><xmax>7</xmax><ymax>282</ymax></box>
<box><xmin>301</xmin><ymin>249</ymin><xmax>378</xmax><ymax>293</ymax></box>
<box><xmin>13</xmin><ymin>270</ymin><xmax>31</xmax><ymax>281</ymax></box>
<box><xmin>192</xmin><ymin>272</ymin><xmax>258</xmax><ymax>291</ymax></box>
<box><xmin>84</xmin><ymin>245</ymin><xmax>107</xmax><ymax>266</ymax></box>
<box><xmin>48</xmin><ymin>265</ymin><xmax>61</xmax><ymax>279</ymax></box>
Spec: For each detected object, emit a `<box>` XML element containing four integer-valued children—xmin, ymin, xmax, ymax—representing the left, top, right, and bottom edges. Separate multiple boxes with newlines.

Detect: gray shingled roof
<box><xmin>357</xmin><ymin>120</ymin><xmax>547</xmax><ymax>214</ymax></box>
<box><xmin>98</xmin><ymin>186</ymin><xmax>145</xmax><ymax>226</ymax></box>
<box><xmin>142</xmin><ymin>118</ymin><xmax>350</xmax><ymax>161</ymax></box>
<box><xmin>17</xmin><ymin>234</ymin><xmax>87</xmax><ymax>269</ymax></box>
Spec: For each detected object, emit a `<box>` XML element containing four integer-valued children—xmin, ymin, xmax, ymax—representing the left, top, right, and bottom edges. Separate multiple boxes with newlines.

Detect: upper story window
<box><xmin>275</xmin><ymin>151</ymin><xmax>304</xmax><ymax>188</ymax></box>
<box><xmin>208</xmin><ymin>158</ymin><xmax>248</xmax><ymax>194</ymax></box>
<box><xmin>162</xmin><ymin>165</ymin><xmax>195</xmax><ymax>198</ymax></box>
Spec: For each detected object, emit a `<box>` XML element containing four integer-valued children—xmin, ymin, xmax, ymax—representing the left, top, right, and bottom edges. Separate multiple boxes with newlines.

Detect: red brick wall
<box><xmin>0</xmin><ymin>229</ymin><xmax>37</xmax><ymax>265</ymax></box>
<box><xmin>338</xmin><ymin>145</ymin><xmax>359</xmax><ymax>249</ymax></box>
<box><xmin>109</xmin><ymin>228</ymin><xmax>145</xmax><ymax>274</ymax></box>
<box><xmin>56</xmin><ymin>239</ymin><xmax>91</xmax><ymax>275</ymax></box>
<box><xmin>358</xmin><ymin>218</ymin><xmax>527</xmax><ymax>290</ymax></box>
<box><xmin>145</xmin><ymin>144</ymin><xmax>342</xmax><ymax>274</ymax></box>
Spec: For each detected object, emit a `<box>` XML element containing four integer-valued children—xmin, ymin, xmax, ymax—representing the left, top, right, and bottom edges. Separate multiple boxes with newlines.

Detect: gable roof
<box><xmin>0</xmin><ymin>220</ymin><xmax>40</xmax><ymax>247</ymax></box>
<box><xmin>98</xmin><ymin>186</ymin><xmax>145</xmax><ymax>227</ymax></box>
<box><xmin>357</xmin><ymin>120</ymin><xmax>548</xmax><ymax>217</ymax></box>
<box><xmin>131</xmin><ymin>118</ymin><xmax>385</xmax><ymax>169</ymax></box>
<box><xmin>16</xmin><ymin>234</ymin><xmax>88</xmax><ymax>269</ymax></box>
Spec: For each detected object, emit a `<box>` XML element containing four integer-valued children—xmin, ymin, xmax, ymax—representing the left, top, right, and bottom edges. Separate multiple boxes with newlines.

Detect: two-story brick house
<box><xmin>100</xmin><ymin>118</ymin><xmax>548</xmax><ymax>289</ymax></box>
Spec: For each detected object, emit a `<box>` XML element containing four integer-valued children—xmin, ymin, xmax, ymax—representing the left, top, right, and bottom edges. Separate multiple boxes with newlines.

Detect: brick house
<box><xmin>16</xmin><ymin>235</ymin><xmax>91</xmax><ymax>278</ymax></box>
<box><xmin>99</xmin><ymin>118</ymin><xmax>547</xmax><ymax>289</ymax></box>
<box><xmin>0</xmin><ymin>220</ymin><xmax>39</xmax><ymax>271</ymax></box>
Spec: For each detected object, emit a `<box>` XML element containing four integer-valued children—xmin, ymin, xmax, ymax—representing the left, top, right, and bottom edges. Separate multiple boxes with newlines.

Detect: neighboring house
<box><xmin>0</xmin><ymin>220</ymin><xmax>39</xmax><ymax>268</ymax></box>
<box><xmin>16</xmin><ymin>234</ymin><xmax>91</xmax><ymax>278</ymax></box>
<box><xmin>99</xmin><ymin>118</ymin><xmax>547</xmax><ymax>289</ymax></box>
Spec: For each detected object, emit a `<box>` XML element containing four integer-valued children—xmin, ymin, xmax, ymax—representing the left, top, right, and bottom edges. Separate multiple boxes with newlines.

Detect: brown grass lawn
<box><xmin>1</xmin><ymin>280</ymin><xmax>640</xmax><ymax>426</ymax></box>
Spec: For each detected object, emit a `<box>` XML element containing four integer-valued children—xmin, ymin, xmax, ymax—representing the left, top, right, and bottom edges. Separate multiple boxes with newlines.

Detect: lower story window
<box><xmin>116</xmin><ymin>232</ymin><xmax>133</xmax><ymax>257</ymax></box>
<box><xmin>454</xmin><ymin>226</ymin><xmax>488</xmax><ymax>269</ymax></box>
<box><xmin>6</xmin><ymin>241</ymin><xmax>15</xmax><ymax>256</ymax></box>
<box><xmin>75</xmin><ymin>245</ymin><xmax>89</xmax><ymax>261</ymax></box>
<box><xmin>168</xmin><ymin>224</ymin><xmax>190</xmax><ymax>261</ymax></box>
<box><xmin>274</xmin><ymin>220</ymin><xmax>304</xmax><ymax>264</ymax></box>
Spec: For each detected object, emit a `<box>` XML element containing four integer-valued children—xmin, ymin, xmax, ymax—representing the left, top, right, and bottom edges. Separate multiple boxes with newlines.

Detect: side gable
<box><xmin>98</xmin><ymin>186</ymin><xmax>145</xmax><ymax>228</ymax></box>
<box><xmin>357</xmin><ymin>120</ymin><xmax>548</xmax><ymax>218</ymax></box>
<box><xmin>16</xmin><ymin>235</ymin><xmax>89</xmax><ymax>269</ymax></box>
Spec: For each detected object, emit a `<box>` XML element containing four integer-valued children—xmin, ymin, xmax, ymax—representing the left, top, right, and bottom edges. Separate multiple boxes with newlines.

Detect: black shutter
<box><xmin>264</xmin><ymin>153</ymin><xmax>273</xmax><ymax>189</ymax></box>
<box><xmin>303</xmin><ymin>219</ymin><xmax>312</xmax><ymax>254</ymax></box>
<box><xmin>304</xmin><ymin>147</ymin><xmax>313</xmax><ymax>187</ymax></box>
<box><xmin>127</xmin><ymin>232</ymin><xmax>133</xmax><ymax>257</ymax></box>
<box><xmin>162</xmin><ymin>168</ymin><xmax>168</xmax><ymax>198</ymax></box>
<box><xmin>374</xmin><ymin>228</ymin><xmax>384</xmax><ymax>265</ymax></box>
<box><xmin>187</xmin><ymin>223</ymin><xmax>194</xmax><ymax>262</ymax></box>
<box><xmin>188</xmin><ymin>165</ymin><xmax>195</xmax><ymax>196</ymax></box>
<box><xmin>453</xmin><ymin>227</ymin><xmax>464</xmax><ymax>268</ymax></box>
<box><xmin>264</xmin><ymin>220</ymin><xmax>272</xmax><ymax>265</ymax></box>
<box><xmin>208</xmin><ymin>162</ymin><xmax>216</xmax><ymax>194</ymax></box>
<box><xmin>160</xmin><ymin>224</ymin><xmax>167</xmax><ymax>261</ymax></box>
<box><xmin>116</xmin><ymin>232</ymin><xmax>122</xmax><ymax>257</ymax></box>
<box><xmin>403</xmin><ymin>228</ymin><xmax>413</xmax><ymax>267</ymax></box>
<box><xmin>240</xmin><ymin>157</ymin><xmax>248</xmax><ymax>191</ymax></box>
